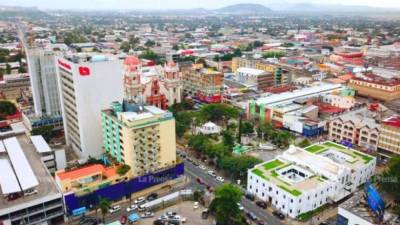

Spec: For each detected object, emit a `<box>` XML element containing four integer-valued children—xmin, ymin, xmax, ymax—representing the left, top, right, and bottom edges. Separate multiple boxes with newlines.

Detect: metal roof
<box><xmin>0</xmin><ymin>159</ymin><xmax>21</xmax><ymax>194</ymax></box>
<box><xmin>3</xmin><ymin>137</ymin><xmax>39</xmax><ymax>191</ymax></box>
<box><xmin>30</xmin><ymin>135</ymin><xmax>52</xmax><ymax>153</ymax></box>
<box><xmin>0</xmin><ymin>140</ymin><xmax>5</xmax><ymax>153</ymax></box>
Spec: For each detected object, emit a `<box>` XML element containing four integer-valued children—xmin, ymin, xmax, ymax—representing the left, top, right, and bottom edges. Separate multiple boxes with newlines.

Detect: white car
<box><xmin>208</xmin><ymin>170</ymin><xmax>216</xmax><ymax>177</ymax></box>
<box><xmin>237</xmin><ymin>203</ymin><xmax>244</xmax><ymax>211</ymax></box>
<box><xmin>126</xmin><ymin>204</ymin><xmax>137</xmax><ymax>212</ymax></box>
<box><xmin>109</xmin><ymin>205</ymin><xmax>121</xmax><ymax>214</ymax></box>
<box><xmin>199</xmin><ymin>165</ymin><xmax>206</xmax><ymax>170</ymax></box>
<box><xmin>193</xmin><ymin>201</ymin><xmax>199</xmax><ymax>209</ymax></box>
<box><xmin>134</xmin><ymin>197</ymin><xmax>146</xmax><ymax>204</ymax></box>
<box><xmin>138</xmin><ymin>205</ymin><xmax>147</xmax><ymax>212</ymax></box>
<box><xmin>141</xmin><ymin>211</ymin><xmax>154</xmax><ymax>218</ymax></box>
<box><xmin>174</xmin><ymin>215</ymin><xmax>187</xmax><ymax>223</ymax></box>
<box><xmin>216</xmin><ymin>176</ymin><xmax>225</xmax><ymax>182</ymax></box>
<box><xmin>24</xmin><ymin>189</ymin><xmax>38</xmax><ymax>196</ymax></box>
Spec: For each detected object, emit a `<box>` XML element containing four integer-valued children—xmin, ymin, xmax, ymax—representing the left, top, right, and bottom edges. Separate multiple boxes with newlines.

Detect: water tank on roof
<box><xmin>90</xmin><ymin>55</ymin><xmax>107</xmax><ymax>62</ymax></box>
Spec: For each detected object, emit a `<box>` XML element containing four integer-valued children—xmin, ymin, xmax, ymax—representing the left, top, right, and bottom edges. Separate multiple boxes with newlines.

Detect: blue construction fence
<box><xmin>64</xmin><ymin>163</ymin><xmax>184</xmax><ymax>215</ymax></box>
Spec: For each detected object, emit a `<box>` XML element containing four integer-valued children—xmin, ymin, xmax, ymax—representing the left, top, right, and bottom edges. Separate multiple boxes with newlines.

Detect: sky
<box><xmin>2</xmin><ymin>0</ymin><xmax>400</xmax><ymax>10</ymax></box>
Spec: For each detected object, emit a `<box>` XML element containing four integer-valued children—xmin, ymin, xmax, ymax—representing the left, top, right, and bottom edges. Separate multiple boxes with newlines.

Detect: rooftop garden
<box><xmin>305</xmin><ymin>141</ymin><xmax>374</xmax><ymax>165</ymax></box>
<box><xmin>263</xmin><ymin>159</ymin><xmax>284</xmax><ymax>170</ymax></box>
<box><xmin>305</xmin><ymin>144</ymin><xmax>326</xmax><ymax>153</ymax></box>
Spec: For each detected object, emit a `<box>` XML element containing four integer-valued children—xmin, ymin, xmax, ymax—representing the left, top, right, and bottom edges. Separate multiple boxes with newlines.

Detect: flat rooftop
<box><xmin>0</xmin><ymin>135</ymin><xmax>61</xmax><ymax>216</ymax></box>
<box><xmin>250</xmin><ymin>142</ymin><xmax>375</xmax><ymax>197</ymax></box>
<box><xmin>253</xmin><ymin>83</ymin><xmax>343</xmax><ymax>106</ymax></box>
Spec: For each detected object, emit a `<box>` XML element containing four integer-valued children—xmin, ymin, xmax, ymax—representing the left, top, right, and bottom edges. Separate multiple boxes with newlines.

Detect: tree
<box><xmin>0</xmin><ymin>101</ymin><xmax>17</xmax><ymax>116</ymax></box>
<box><xmin>98</xmin><ymin>197</ymin><xmax>111</xmax><ymax>222</ymax></box>
<box><xmin>144</xmin><ymin>40</ymin><xmax>156</xmax><ymax>47</ymax></box>
<box><xmin>380</xmin><ymin>156</ymin><xmax>400</xmax><ymax>204</ymax></box>
<box><xmin>31</xmin><ymin>125</ymin><xmax>54</xmax><ymax>142</ymax></box>
<box><xmin>188</xmin><ymin>135</ymin><xmax>210</xmax><ymax>154</ymax></box>
<box><xmin>120</xmin><ymin>41</ymin><xmax>131</xmax><ymax>53</ymax></box>
<box><xmin>218</xmin><ymin>155</ymin><xmax>262</xmax><ymax>182</ymax></box>
<box><xmin>172</xmin><ymin>44</ymin><xmax>179</xmax><ymax>51</ymax></box>
<box><xmin>297</xmin><ymin>139</ymin><xmax>311</xmax><ymax>148</ymax></box>
<box><xmin>116</xmin><ymin>164</ymin><xmax>130</xmax><ymax>176</ymax></box>
<box><xmin>240</xmin><ymin>121</ymin><xmax>254</xmax><ymax>135</ymax></box>
<box><xmin>5</xmin><ymin>63</ymin><xmax>11</xmax><ymax>74</ymax></box>
<box><xmin>222</xmin><ymin>130</ymin><xmax>235</xmax><ymax>149</ymax></box>
<box><xmin>262</xmin><ymin>51</ymin><xmax>286</xmax><ymax>59</ymax></box>
<box><xmin>209</xmin><ymin>184</ymin><xmax>244</xmax><ymax>225</ymax></box>
<box><xmin>193</xmin><ymin>189</ymin><xmax>205</xmax><ymax>202</ymax></box>
<box><xmin>200</xmin><ymin>104</ymin><xmax>239</xmax><ymax>123</ymax></box>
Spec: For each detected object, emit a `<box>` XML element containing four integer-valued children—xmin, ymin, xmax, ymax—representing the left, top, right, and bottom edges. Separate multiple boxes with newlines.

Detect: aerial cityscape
<box><xmin>0</xmin><ymin>1</ymin><xmax>400</xmax><ymax>225</ymax></box>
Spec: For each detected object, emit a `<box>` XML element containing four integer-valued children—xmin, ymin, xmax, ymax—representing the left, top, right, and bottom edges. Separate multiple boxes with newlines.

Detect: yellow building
<box><xmin>378</xmin><ymin>115</ymin><xmax>400</xmax><ymax>155</ymax></box>
<box><xmin>348</xmin><ymin>76</ymin><xmax>400</xmax><ymax>101</ymax></box>
<box><xmin>101</xmin><ymin>101</ymin><xmax>176</xmax><ymax>177</ymax></box>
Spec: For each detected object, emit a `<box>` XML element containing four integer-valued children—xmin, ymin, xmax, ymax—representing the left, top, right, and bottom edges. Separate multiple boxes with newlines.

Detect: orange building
<box><xmin>55</xmin><ymin>164</ymin><xmax>121</xmax><ymax>194</ymax></box>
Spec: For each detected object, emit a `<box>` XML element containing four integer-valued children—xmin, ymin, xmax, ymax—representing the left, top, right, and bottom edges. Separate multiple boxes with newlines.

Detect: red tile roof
<box><xmin>57</xmin><ymin>164</ymin><xmax>105</xmax><ymax>180</ymax></box>
<box><xmin>382</xmin><ymin>115</ymin><xmax>400</xmax><ymax>128</ymax></box>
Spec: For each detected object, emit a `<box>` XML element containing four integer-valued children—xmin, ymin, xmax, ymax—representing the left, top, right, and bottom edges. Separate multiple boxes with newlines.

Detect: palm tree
<box><xmin>99</xmin><ymin>197</ymin><xmax>111</xmax><ymax>223</ymax></box>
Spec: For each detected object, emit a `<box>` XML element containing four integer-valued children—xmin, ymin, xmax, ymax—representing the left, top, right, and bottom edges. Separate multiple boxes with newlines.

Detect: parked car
<box><xmin>173</xmin><ymin>215</ymin><xmax>187</xmax><ymax>223</ymax></box>
<box><xmin>216</xmin><ymin>176</ymin><xmax>224</xmax><ymax>182</ymax></box>
<box><xmin>237</xmin><ymin>203</ymin><xmax>244</xmax><ymax>211</ymax></box>
<box><xmin>126</xmin><ymin>204</ymin><xmax>137</xmax><ymax>212</ymax></box>
<box><xmin>193</xmin><ymin>201</ymin><xmax>199</xmax><ymax>209</ymax></box>
<box><xmin>273</xmin><ymin>210</ymin><xmax>285</xmax><ymax>220</ymax></box>
<box><xmin>134</xmin><ymin>197</ymin><xmax>146</xmax><ymax>204</ymax></box>
<box><xmin>109</xmin><ymin>205</ymin><xmax>121</xmax><ymax>214</ymax></box>
<box><xmin>24</xmin><ymin>189</ymin><xmax>38</xmax><ymax>196</ymax></box>
<box><xmin>6</xmin><ymin>193</ymin><xmax>22</xmax><ymax>201</ymax></box>
<box><xmin>147</xmin><ymin>193</ymin><xmax>158</xmax><ymax>201</ymax></box>
<box><xmin>256</xmin><ymin>201</ymin><xmax>267</xmax><ymax>209</ymax></box>
<box><xmin>199</xmin><ymin>165</ymin><xmax>206</xmax><ymax>170</ymax></box>
<box><xmin>120</xmin><ymin>215</ymin><xmax>127</xmax><ymax>224</ymax></box>
<box><xmin>201</xmin><ymin>209</ymin><xmax>209</xmax><ymax>219</ymax></box>
<box><xmin>207</xmin><ymin>170</ymin><xmax>216</xmax><ymax>177</ymax></box>
<box><xmin>196</xmin><ymin>177</ymin><xmax>204</xmax><ymax>184</ymax></box>
<box><xmin>192</xmin><ymin>161</ymin><xmax>199</xmax><ymax>166</ymax></box>
<box><xmin>165</xmin><ymin>211</ymin><xmax>177</xmax><ymax>217</ymax></box>
<box><xmin>153</xmin><ymin>219</ymin><xmax>164</xmax><ymax>225</ymax></box>
<box><xmin>246</xmin><ymin>212</ymin><xmax>258</xmax><ymax>221</ymax></box>
<box><xmin>257</xmin><ymin>220</ymin><xmax>266</xmax><ymax>225</ymax></box>
<box><xmin>141</xmin><ymin>211</ymin><xmax>155</xmax><ymax>218</ymax></box>
<box><xmin>245</xmin><ymin>193</ymin><xmax>255</xmax><ymax>201</ymax></box>
<box><xmin>138</xmin><ymin>205</ymin><xmax>146</xmax><ymax>212</ymax></box>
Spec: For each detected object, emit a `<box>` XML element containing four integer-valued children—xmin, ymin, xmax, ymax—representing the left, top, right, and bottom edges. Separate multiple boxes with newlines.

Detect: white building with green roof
<box><xmin>247</xmin><ymin>141</ymin><xmax>376</xmax><ymax>219</ymax></box>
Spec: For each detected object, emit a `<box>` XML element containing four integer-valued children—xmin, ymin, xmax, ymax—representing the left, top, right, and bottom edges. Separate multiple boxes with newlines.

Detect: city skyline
<box><xmin>2</xmin><ymin>0</ymin><xmax>400</xmax><ymax>10</ymax></box>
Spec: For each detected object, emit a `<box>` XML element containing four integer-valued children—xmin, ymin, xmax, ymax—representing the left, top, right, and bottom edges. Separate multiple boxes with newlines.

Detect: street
<box><xmin>183</xmin><ymin>159</ymin><xmax>285</xmax><ymax>225</ymax></box>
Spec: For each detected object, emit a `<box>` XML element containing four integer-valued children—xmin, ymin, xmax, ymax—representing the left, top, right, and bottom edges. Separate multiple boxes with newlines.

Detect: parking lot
<box><xmin>139</xmin><ymin>201</ymin><xmax>213</xmax><ymax>225</ymax></box>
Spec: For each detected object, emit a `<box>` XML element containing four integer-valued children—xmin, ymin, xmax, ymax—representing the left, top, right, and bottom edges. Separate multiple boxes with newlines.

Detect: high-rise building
<box><xmin>101</xmin><ymin>101</ymin><xmax>176</xmax><ymax>176</ymax></box>
<box><xmin>56</xmin><ymin>54</ymin><xmax>124</xmax><ymax>158</ymax></box>
<box><xmin>26</xmin><ymin>48</ymin><xmax>62</xmax><ymax>117</ymax></box>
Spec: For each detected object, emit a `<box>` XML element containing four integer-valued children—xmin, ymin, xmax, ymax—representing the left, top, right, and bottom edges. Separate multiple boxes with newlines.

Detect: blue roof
<box><xmin>128</xmin><ymin>213</ymin><xmax>141</xmax><ymax>222</ymax></box>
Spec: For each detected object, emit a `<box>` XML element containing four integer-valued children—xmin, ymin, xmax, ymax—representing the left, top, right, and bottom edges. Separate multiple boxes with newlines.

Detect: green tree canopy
<box><xmin>0</xmin><ymin>101</ymin><xmax>16</xmax><ymax>116</ymax></box>
<box><xmin>209</xmin><ymin>184</ymin><xmax>244</xmax><ymax>225</ymax></box>
<box><xmin>200</xmin><ymin>104</ymin><xmax>239</xmax><ymax>122</ymax></box>
<box><xmin>380</xmin><ymin>156</ymin><xmax>400</xmax><ymax>206</ymax></box>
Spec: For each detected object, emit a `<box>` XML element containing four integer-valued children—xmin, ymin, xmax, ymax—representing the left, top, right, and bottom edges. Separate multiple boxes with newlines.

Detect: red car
<box><xmin>120</xmin><ymin>215</ymin><xmax>127</xmax><ymax>224</ymax></box>
<box><xmin>196</xmin><ymin>177</ymin><xmax>204</xmax><ymax>184</ymax></box>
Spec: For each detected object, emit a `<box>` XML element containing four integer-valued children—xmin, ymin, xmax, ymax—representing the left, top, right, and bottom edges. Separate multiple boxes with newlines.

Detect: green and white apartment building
<box><xmin>247</xmin><ymin>141</ymin><xmax>376</xmax><ymax>219</ymax></box>
<box><xmin>101</xmin><ymin>101</ymin><xmax>177</xmax><ymax>176</ymax></box>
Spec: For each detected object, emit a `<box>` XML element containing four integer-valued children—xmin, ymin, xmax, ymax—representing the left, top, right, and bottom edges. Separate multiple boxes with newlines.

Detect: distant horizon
<box><xmin>1</xmin><ymin>0</ymin><xmax>400</xmax><ymax>11</ymax></box>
